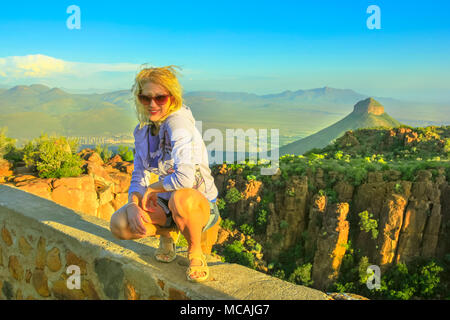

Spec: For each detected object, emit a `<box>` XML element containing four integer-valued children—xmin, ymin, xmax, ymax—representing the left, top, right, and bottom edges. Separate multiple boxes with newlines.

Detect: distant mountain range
<box><xmin>0</xmin><ymin>85</ymin><xmax>137</xmax><ymax>145</ymax></box>
<box><xmin>0</xmin><ymin>84</ymin><xmax>448</xmax><ymax>147</ymax></box>
<box><xmin>279</xmin><ymin>98</ymin><xmax>402</xmax><ymax>155</ymax></box>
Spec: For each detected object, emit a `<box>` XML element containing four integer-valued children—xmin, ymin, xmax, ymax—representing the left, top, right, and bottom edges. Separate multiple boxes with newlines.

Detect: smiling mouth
<box><xmin>149</xmin><ymin>109</ymin><xmax>160</xmax><ymax>115</ymax></box>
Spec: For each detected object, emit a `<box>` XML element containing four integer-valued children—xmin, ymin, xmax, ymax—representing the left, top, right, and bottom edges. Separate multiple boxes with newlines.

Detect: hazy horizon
<box><xmin>2</xmin><ymin>82</ymin><xmax>450</xmax><ymax>106</ymax></box>
<box><xmin>1</xmin><ymin>1</ymin><xmax>449</xmax><ymax>103</ymax></box>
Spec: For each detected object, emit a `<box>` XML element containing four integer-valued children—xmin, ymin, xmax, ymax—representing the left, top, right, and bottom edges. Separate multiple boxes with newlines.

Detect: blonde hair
<box><xmin>131</xmin><ymin>64</ymin><xmax>183</xmax><ymax>129</ymax></box>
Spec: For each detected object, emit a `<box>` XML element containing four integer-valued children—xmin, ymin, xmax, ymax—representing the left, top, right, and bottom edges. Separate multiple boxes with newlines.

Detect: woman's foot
<box><xmin>186</xmin><ymin>252</ymin><xmax>209</xmax><ymax>282</ymax></box>
<box><xmin>155</xmin><ymin>236</ymin><xmax>177</xmax><ymax>263</ymax></box>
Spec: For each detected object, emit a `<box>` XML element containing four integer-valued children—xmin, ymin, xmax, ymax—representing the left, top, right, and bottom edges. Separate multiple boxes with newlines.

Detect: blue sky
<box><xmin>0</xmin><ymin>0</ymin><xmax>449</xmax><ymax>102</ymax></box>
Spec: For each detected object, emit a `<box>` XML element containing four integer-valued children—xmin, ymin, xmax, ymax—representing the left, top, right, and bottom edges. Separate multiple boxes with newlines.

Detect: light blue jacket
<box><xmin>128</xmin><ymin>104</ymin><xmax>218</xmax><ymax>202</ymax></box>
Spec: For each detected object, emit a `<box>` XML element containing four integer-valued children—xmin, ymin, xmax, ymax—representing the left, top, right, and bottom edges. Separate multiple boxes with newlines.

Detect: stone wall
<box><xmin>0</xmin><ymin>185</ymin><xmax>328</xmax><ymax>300</ymax></box>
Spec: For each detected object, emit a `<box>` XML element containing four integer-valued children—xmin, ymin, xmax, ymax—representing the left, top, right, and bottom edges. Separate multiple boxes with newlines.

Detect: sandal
<box><xmin>155</xmin><ymin>236</ymin><xmax>177</xmax><ymax>263</ymax></box>
<box><xmin>186</xmin><ymin>252</ymin><xmax>209</xmax><ymax>282</ymax></box>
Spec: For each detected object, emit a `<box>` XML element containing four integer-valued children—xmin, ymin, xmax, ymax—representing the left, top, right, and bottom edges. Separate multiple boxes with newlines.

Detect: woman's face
<box><xmin>141</xmin><ymin>81</ymin><xmax>172</xmax><ymax>122</ymax></box>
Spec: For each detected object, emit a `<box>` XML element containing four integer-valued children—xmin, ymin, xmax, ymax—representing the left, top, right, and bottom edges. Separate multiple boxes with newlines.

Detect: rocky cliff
<box><xmin>212</xmin><ymin>162</ymin><xmax>449</xmax><ymax>291</ymax></box>
<box><xmin>0</xmin><ymin>149</ymin><xmax>137</xmax><ymax>223</ymax></box>
<box><xmin>211</xmin><ymin>126</ymin><xmax>450</xmax><ymax>297</ymax></box>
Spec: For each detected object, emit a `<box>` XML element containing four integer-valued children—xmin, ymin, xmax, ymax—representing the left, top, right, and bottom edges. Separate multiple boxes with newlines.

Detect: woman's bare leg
<box><xmin>169</xmin><ymin>188</ymin><xmax>210</xmax><ymax>279</ymax></box>
<box><xmin>110</xmin><ymin>204</ymin><xmax>172</xmax><ymax>240</ymax></box>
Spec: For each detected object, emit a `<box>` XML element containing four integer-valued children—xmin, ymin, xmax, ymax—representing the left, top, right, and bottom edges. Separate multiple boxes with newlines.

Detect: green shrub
<box><xmin>116</xmin><ymin>145</ymin><xmax>134</xmax><ymax>162</ymax></box>
<box><xmin>23</xmin><ymin>134</ymin><xmax>83</xmax><ymax>178</ymax></box>
<box><xmin>0</xmin><ymin>127</ymin><xmax>15</xmax><ymax>156</ymax></box>
<box><xmin>222</xmin><ymin>241</ymin><xmax>255</xmax><ymax>269</ymax></box>
<box><xmin>322</xmin><ymin>188</ymin><xmax>338</xmax><ymax>204</ymax></box>
<box><xmin>288</xmin><ymin>263</ymin><xmax>314</xmax><ymax>286</ymax></box>
<box><xmin>416</xmin><ymin>261</ymin><xmax>444</xmax><ymax>297</ymax></box>
<box><xmin>245</xmin><ymin>237</ymin><xmax>256</xmax><ymax>248</ymax></box>
<box><xmin>332</xmin><ymin>256</ymin><xmax>446</xmax><ymax>300</ymax></box>
<box><xmin>357</xmin><ymin>256</ymin><xmax>372</xmax><ymax>285</ymax></box>
<box><xmin>255</xmin><ymin>208</ymin><xmax>268</xmax><ymax>232</ymax></box>
<box><xmin>394</xmin><ymin>183</ymin><xmax>403</xmax><ymax>193</ymax></box>
<box><xmin>379</xmin><ymin>263</ymin><xmax>416</xmax><ymax>300</ymax></box>
<box><xmin>358</xmin><ymin>210</ymin><xmax>379</xmax><ymax>240</ymax></box>
<box><xmin>220</xmin><ymin>218</ymin><xmax>235</xmax><ymax>231</ymax></box>
<box><xmin>216</xmin><ymin>198</ymin><xmax>226</xmax><ymax>211</ymax></box>
<box><xmin>240</xmin><ymin>223</ymin><xmax>255</xmax><ymax>236</ymax></box>
<box><xmin>0</xmin><ymin>127</ymin><xmax>23</xmax><ymax>163</ymax></box>
<box><xmin>272</xmin><ymin>269</ymin><xmax>286</xmax><ymax>280</ymax></box>
<box><xmin>225</xmin><ymin>187</ymin><xmax>243</xmax><ymax>204</ymax></box>
<box><xmin>95</xmin><ymin>143</ymin><xmax>113</xmax><ymax>162</ymax></box>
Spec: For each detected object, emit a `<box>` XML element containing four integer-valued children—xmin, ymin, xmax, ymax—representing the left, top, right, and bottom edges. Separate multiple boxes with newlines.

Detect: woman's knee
<box><xmin>110</xmin><ymin>207</ymin><xmax>128</xmax><ymax>239</ymax></box>
<box><xmin>169</xmin><ymin>188</ymin><xmax>210</xmax><ymax>220</ymax></box>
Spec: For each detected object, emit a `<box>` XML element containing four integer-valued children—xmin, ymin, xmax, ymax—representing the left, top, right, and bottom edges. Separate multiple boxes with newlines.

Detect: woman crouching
<box><xmin>109</xmin><ymin>65</ymin><xmax>220</xmax><ymax>283</ymax></box>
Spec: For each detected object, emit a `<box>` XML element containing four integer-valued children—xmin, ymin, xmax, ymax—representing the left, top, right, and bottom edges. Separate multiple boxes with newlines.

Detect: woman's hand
<box><xmin>126</xmin><ymin>202</ymin><xmax>151</xmax><ymax>235</ymax></box>
<box><xmin>142</xmin><ymin>187</ymin><xmax>158</xmax><ymax>212</ymax></box>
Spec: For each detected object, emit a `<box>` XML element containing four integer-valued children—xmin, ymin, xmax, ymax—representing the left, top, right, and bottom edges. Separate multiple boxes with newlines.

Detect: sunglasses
<box><xmin>138</xmin><ymin>94</ymin><xmax>170</xmax><ymax>106</ymax></box>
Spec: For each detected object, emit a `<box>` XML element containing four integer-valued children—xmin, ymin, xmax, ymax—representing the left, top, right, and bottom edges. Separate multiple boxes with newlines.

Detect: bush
<box><xmin>332</xmin><ymin>256</ymin><xmax>446</xmax><ymax>300</ymax></box>
<box><xmin>216</xmin><ymin>198</ymin><xmax>226</xmax><ymax>211</ymax></box>
<box><xmin>225</xmin><ymin>187</ymin><xmax>243</xmax><ymax>204</ymax></box>
<box><xmin>95</xmin><ymin>144</ymin><xmax>113</xmax><ymax>162</ymax></box>
<box><xmin>117</xmin><ymin>145</ymin><xmax>134</xmax><ymax>162</ymax></box>
<box><xmin>23</xmin><ymin>134</ymin><xmax>83</xmax><ymax>178</ymax></box>
<box><xmin>255</xmin><ymin>208</ymin><xmax>268</xmax><ymax>233</ymax></box>
<box><xmin>358</xmin><ymin>210</ymin><xmax>379</xmax><ymax>240</ymax></box>
<box><xmin>288</xmin><ymin>263</ymin><xmax>314</xmax><ymax>286</ymax></box>
<box><xmin>0</xmin><ymin>127</ymin><xmax>17</xmax><ymax>159</ymax></box>
<box><xmin>239</xmin><ymin>223</ymin><xmax>255</xmax><ymax>236</ymax></box>
<box><xmin>222</xmin><ymin>241</ymin><xmax>255</xmax><ymax>269</ymax></box>
<box><xmin>220</xmin><ymin>218</ymin><xmax>235</xmax><ymax>231</ymax></box>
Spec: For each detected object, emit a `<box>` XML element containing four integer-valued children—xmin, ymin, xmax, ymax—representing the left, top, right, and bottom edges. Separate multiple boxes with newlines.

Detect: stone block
<box><xmin>65</xmin><ymin>250</ymin><xmax>87</xmax><ymax>275</ymax></box>
<box><xmin>1</xmin><ymin>226</ymin><xmax>13</xmax><ymax>246</ymax></box>
<box><xmin>94</xmin><ymin>258</ymin><xmax>124</xmax><ymax>299</ymax></box>
<box><xmin>35</xmin><ymin>237</ymin><xmax>47</xmax><ymax>270</ymax></box>
<box><xmin>19</xmin><ymin>236</ymin><xmax>32</xmax><ymax>256</ymax></box>
<box><xmin>1</xmin><ymin>280</ymin><xmax>13</xmax><ymax>300</ymax></box>
<box><xmin>8</xmin><ymin>255</ymin><xmax>23</xmax><ymax>281</ymax></box>
<box><xmin>32</xmin><ymin>268</ymin><xmax>50</xmax><ymax>297</ymax></box>
<box><xmin>51</xmin><ymin>280</ymin><xmax>84</xmax><ymax>300</ymax></box>
<box><xmin>47</xmin><ymin>247</ymin><xmax>62</xmax><ymax>272</ymax></box>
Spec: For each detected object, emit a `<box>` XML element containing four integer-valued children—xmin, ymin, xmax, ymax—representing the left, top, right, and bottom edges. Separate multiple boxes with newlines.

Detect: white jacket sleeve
<box><xmin>128</xmin><ymin>152</ymin><xmax>148</xmax><ymax>197</ymax></box>
<box><xmin>128</xmin><ymin>127</ymin><xmax>148</xmax><ymax>197</ymax></box>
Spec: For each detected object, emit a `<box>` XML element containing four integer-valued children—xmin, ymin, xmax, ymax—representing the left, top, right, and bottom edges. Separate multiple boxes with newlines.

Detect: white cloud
<box><xmin>0</xmin><ymin>54</ymin><xmax>203</xmax><ymax>91</ymax></box>
<box><xmin>0</xmin><ymin>54</ymin><xmax>141</xmax><ymax>78</ymax></box>
<box><xmin>0</xmin><ymin>54</ymin><xmax>68</xmax><ymax>78</ymax></box>
<box><xmin>0</xmin><ymin>54</ymin><xmax>146</xmax><ymax>90</ymax></box>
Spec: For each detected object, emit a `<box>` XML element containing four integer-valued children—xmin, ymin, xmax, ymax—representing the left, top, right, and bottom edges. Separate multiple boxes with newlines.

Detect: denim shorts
<box><xmin>157</xmin><ymin>196</ymin><xmax>220</xmax><ymax>232</ymax></box>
